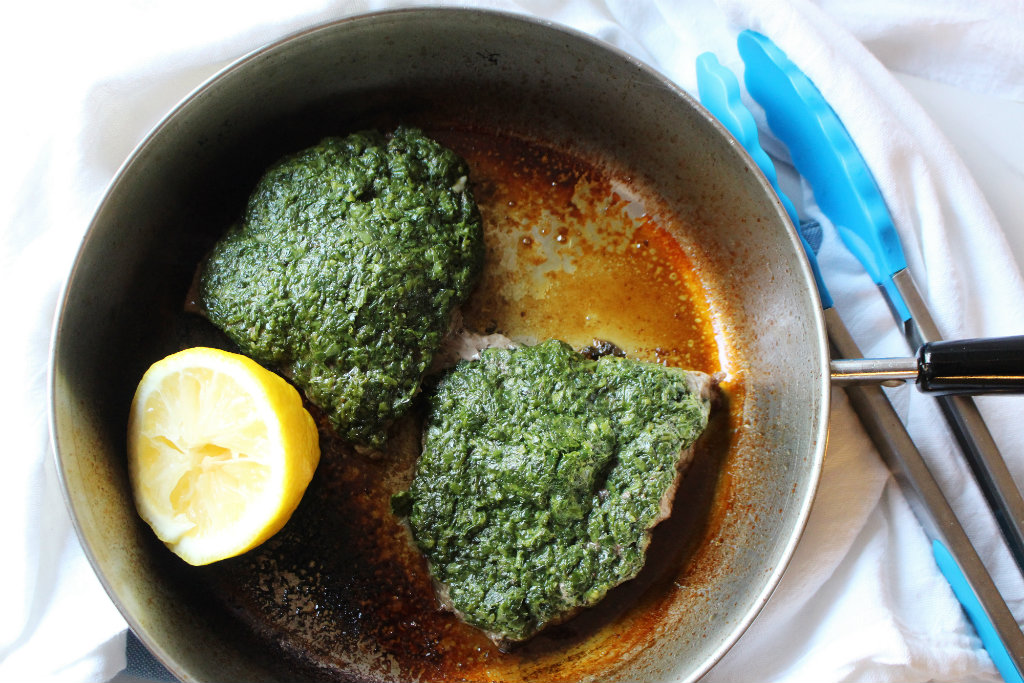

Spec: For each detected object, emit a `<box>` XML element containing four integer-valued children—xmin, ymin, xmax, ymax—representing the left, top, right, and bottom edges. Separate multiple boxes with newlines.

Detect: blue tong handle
<box><xmin>695</xmin><ymin>48</ymin><xmax>1024</xmax><ymax>683</ymax></box>
<box><xmin>695</xmin><ymin>52</ymin><xmax>832</xmax><ymax>309</ymax></box>
<box><xmin>734</xmin><ymin>30</ymin><xmax>911</xmax><ymax>323</ymax></box>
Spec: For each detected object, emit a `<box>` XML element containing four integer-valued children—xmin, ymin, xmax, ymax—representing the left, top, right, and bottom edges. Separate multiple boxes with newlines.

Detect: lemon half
<box><xmin>127</xmin><ymin>347</ymin><xmax>320</xmax><ymax>565</ymax></box>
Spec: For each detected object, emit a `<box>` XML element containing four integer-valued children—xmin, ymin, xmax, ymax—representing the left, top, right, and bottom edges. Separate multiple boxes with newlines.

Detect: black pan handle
<box><xmin>918</xmin><ymin>336</ymin><xmax>1024</xmax><ymax>395</ymax></box>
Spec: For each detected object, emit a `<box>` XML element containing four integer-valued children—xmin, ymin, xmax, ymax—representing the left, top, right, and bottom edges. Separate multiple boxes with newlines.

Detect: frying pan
<box><xmin>50</xmin><ymin>9</ymin><xmax>830</xmax><ymax>682</ymax></box>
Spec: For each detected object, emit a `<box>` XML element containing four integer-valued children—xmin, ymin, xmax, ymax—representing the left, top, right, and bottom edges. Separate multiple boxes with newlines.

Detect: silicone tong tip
<box><xmin>933</xmin><ymin>540</ymin><xmax>1024</xmax><ymax>683</ymax></box>
<box><xmin>695</xmin><ymin>51</ymin><xmax>833</xmax><ymax>309</ymax></box>
<box><xmin>736</xmin><ymin>30</ymin><xmax>911</xmax><ymax>322</ymax></box>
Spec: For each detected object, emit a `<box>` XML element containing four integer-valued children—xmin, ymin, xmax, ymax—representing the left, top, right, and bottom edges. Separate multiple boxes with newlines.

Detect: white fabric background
<box><xmin>2</xmin><ymin>1</ymin><xmax>1023</xmax><ymax>681</ymax></box>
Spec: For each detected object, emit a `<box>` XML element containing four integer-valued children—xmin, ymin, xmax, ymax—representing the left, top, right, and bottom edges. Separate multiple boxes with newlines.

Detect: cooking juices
<box><xmin>193</xmin><ymin>127</ymin><xmax>741</xmax><ymax>682</ymax></box>
<box><xmin>458</xmin><ymin>128</ymin><xmax>719</xmax><ymax>372</ymax></box>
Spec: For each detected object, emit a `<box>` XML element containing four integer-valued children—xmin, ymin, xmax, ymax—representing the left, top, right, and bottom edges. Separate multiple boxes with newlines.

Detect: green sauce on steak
<box><xmin>394</xmin><ymin>340</ymin><xmax>714</xmax><ymax>645</ymax></box>
<box><xmin>199</xmin><ymin>127</ymin><xmax>484</xmax><ymax>447</ymax></box>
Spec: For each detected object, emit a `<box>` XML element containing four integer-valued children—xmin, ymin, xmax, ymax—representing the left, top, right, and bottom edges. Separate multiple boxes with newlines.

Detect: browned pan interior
<box><xmin>51</xmin><ymin>9</ymin><xmax>828</xmax><ymax>683</ymax></box>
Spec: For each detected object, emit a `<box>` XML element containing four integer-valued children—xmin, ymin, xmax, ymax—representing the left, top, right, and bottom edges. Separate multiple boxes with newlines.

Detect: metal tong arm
<box><xmin>894</xmin><ymin>269</ymin><xmax>1024</xmax><ymax>580</ymax></box>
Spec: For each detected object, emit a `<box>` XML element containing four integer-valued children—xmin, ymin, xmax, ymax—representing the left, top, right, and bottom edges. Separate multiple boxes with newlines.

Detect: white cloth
<box><xmin>2</xmin><ymin>1</ymin><xmax>1022</xmax><ymax>681</ymax></box>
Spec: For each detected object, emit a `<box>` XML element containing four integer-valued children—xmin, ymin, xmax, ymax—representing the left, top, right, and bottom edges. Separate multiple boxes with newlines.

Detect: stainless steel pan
<box><xmin>50</xmin><ymin>9</ymin><xmax>830</xmax><ymax>682</ymax></box>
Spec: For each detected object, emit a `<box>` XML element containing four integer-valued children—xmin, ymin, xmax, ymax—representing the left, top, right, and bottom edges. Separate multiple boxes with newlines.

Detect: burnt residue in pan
<box><xmin>172</xmin><ymin>126</ymin><xmax>744</xmax><ymax>682</ymax></box>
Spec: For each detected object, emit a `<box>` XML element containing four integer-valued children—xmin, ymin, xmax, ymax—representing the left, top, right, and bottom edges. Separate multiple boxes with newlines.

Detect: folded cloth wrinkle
<box><xmin>813</xmin><ymin>0</ymin><xmax>1024</xmax><ymax>101</ymax></box>
<box><xmin>3</xmin><ymin>1</ymin><xmax>1022</xmax><ymax>681</ymax></box>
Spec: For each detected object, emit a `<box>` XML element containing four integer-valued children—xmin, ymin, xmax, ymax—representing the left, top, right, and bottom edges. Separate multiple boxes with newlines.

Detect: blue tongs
<box><xmin>734</xmin><ymin>30</ymin><xmax>1024</xmax><ymax>578</ymax></box>
<box><xmin>696</xmin><ymin>43</ymin><xmax>1024</xmax><ymax>682</ymax></box>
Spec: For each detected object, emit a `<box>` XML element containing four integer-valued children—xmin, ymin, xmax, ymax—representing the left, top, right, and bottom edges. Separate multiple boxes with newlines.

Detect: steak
<box><xmin>198</xmin><ymin>127</ymin><xmax>484</xmax><ymax>448</ymax></box>
<box><xmin>393</xmin><ymin>339</ymin><xmax>715</xmax><ymax>646</ymax></box>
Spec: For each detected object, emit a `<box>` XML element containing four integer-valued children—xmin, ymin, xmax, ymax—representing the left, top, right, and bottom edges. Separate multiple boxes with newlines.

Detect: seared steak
<box><xmin>393</xmin><ymin>339</ymin><xmax>714</xmax><ymax>646</ymax></box>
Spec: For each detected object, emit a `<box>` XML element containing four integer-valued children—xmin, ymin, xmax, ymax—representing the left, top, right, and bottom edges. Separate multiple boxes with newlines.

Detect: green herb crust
<box><xmin>199</xmin><ymin>127</ymin><xmax>484</xmax><ymax>447</ymax></box>
<box><xmin>396</xmin><ymin>340</ymin><xmax>713</xmax><ymax>644</ymax></box>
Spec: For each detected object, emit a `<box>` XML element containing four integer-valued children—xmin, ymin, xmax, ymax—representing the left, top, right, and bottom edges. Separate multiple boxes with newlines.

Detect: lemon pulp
<box><xmin>127</xmin><ymin>347</ymin><xmax>320</xmax><ymax>566</ymax></box>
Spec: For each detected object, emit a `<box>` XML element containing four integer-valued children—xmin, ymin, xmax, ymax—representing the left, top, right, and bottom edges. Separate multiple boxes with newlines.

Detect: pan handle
<box><xmin>831</xmin><ymin>336</ymin><xmax>1024</xmax><ymax>395</ymax></box>
<box><xmin>920</xmin><ymin>336</ymin><xmax>1024</xmax><ymax>394</ymax></box>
